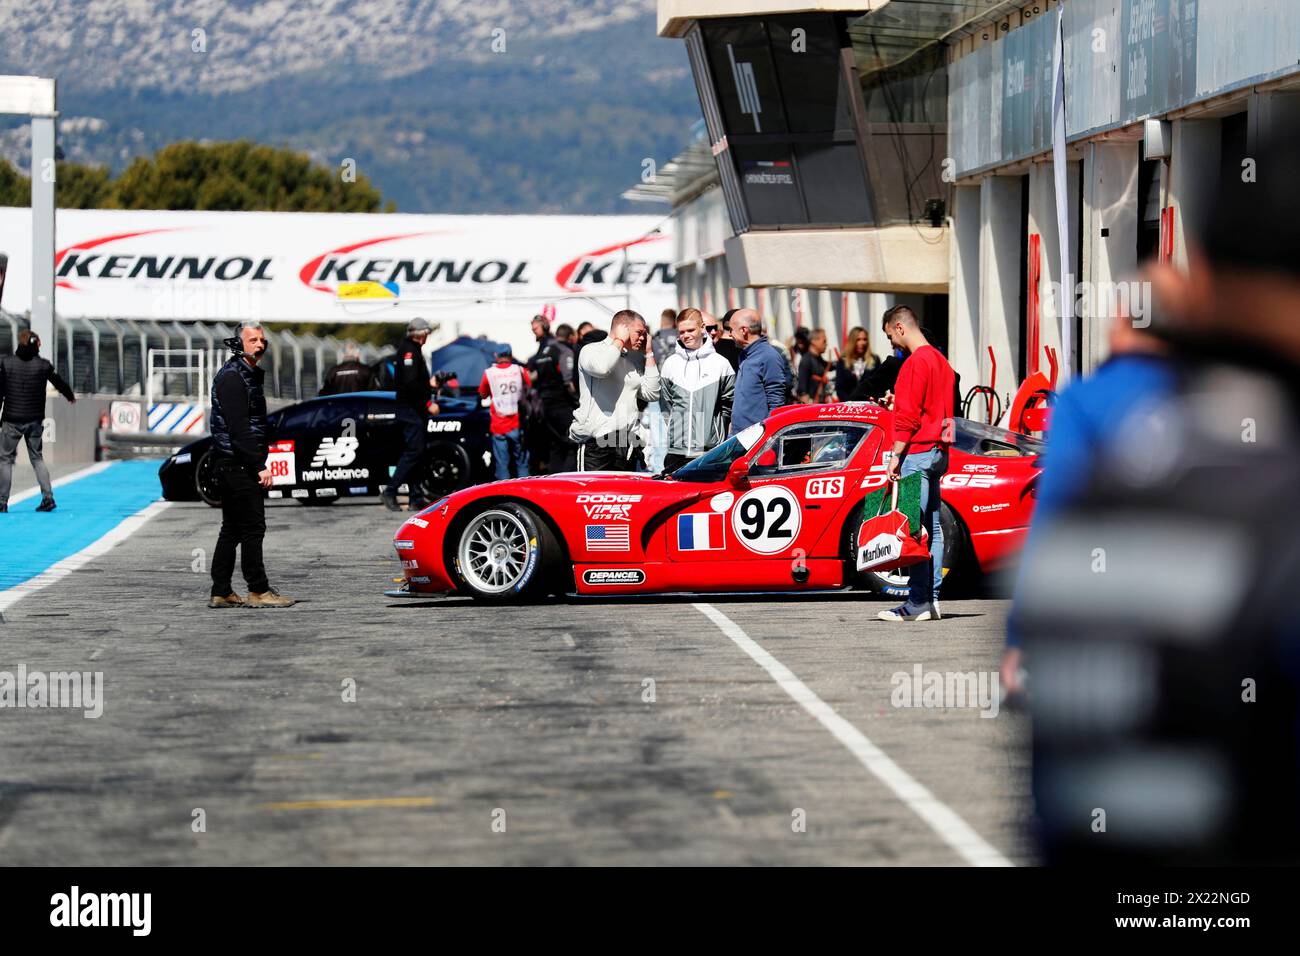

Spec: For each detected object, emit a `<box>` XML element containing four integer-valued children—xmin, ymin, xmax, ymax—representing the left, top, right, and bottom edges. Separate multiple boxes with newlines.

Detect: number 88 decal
<box><xmin>731</xmin><ymin>486</ymin><xmax>802</xmax><ymax>554</ymax></box>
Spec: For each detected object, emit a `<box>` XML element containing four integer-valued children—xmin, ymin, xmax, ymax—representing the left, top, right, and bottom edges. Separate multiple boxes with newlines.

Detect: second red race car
<box><xmin>388</xmin><ymin>402</ymin><xmax>1043</xmax><ymax>603</ymax></box>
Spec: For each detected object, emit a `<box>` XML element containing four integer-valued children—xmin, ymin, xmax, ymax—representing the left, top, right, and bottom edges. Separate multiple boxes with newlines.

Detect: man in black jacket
<box><xmin>0</xmin><ymin>330</ymin><xmax>76</xmax><ymax>512</ymax></box>
<box><xmin>320</xmin><ymin>345</ymin><xmax>374</xmax><ymax>394</ymax></box>
<box><xmin>383</xmin><ymin>317</ymin><xmax>435</xmax><ymax>511</ymax></box>
<box><xmin>208</xmin><ymin>324</ymin><xmax>293</xmax><ymax>608</ymax></box>
<box><xmin>527</xmin><ymin>315</ymin><xmax>578</xmax><ymax>473</ymax></box>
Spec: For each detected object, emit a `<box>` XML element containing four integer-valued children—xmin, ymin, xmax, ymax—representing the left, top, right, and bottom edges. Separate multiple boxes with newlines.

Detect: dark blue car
<box><xmin>158</xmin><ymin>390</ymin><xmax>492</xmax><ymax>506</ymax></box>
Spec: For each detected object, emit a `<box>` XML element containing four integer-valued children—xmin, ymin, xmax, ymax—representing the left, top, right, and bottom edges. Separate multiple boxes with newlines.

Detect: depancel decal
<box><xmin>582</xmin><ymin>569</ymin><xmax>646</xmax><ymax>586</ymax></box>
<box><xmin>577</xmin><ymin>493</ymin><xmax>640</xmax><ymax>521</ymax></box>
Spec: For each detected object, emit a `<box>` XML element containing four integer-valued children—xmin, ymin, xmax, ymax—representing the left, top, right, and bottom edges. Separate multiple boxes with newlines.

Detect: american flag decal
<box><xmin>585</xmin><ymin>524</ymin><xmax>630</xmax><ymax>551</ymax></box>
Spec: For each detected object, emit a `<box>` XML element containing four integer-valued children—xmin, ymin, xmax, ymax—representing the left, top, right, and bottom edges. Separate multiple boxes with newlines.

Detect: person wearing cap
<box><xmin>479</xmin><ymin>345</ymin><xmax>532</xmax><ymax>480</ymax></box>
<box><xmin>383</xmin><ymin>317</ymin><xmax>436</xmax><ymax>511</ymax></box>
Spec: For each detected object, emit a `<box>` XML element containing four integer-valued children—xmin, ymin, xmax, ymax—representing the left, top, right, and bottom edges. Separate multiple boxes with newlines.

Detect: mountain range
<box><xmin>0</xmin><ymin>0</ymin><xmax>699</xmax><ymax>213</ymax></box>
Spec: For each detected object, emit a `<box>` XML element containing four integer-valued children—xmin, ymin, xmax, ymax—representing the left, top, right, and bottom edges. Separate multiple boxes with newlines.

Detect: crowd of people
<box><xmin>488</xmin><ymin>305</ymin><xmax>924</xmax><ymax>479</ymax></box>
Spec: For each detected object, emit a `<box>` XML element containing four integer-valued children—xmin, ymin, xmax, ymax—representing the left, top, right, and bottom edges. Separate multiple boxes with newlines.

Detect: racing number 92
<box><xmin>732</xmin><ymin>486</ymin><xmax>802</xmax><ymax>554</ymax></box>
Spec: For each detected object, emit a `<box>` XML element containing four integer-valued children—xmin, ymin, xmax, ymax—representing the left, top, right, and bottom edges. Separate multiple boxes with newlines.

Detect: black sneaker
<box><xmin>35</xmin><ymin>498</ymin><xmax>56</xmax><ymax>512</ymax></box>
<box><xmin>381</xmin><ymin>491</ymin><xmax>401</xmax><ymax>512</ymax></box>
<box><xmin>0</xmin><ymin>503</ymin><xmax>7</xmax><ymax>513</ymax></box>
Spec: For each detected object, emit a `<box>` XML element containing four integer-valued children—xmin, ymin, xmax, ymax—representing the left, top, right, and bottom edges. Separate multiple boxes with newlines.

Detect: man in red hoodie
<box><xmin>878</xmin><ymin>305</ymin><xmax>954</xmax><ymax>622</ymax></box>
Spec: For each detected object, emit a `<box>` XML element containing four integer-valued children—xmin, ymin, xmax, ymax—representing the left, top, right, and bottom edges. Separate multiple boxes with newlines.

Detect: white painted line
<box><xmin>0</xmin><ymin>499</ymin><xmax>172</xmax><ymax>614</ymax></box>
<box><xmin>693</xmin><ymin>602</ymin><xmax>1013</xmax><ymax>867</ymax></box>
<box><xmin>7</xmin><ymin>460</ymin><xmax>113</xmax><ymax>506</ymax></box>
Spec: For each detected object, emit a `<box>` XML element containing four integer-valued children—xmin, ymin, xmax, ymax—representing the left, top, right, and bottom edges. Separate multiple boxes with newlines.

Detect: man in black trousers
<box><xmin>208</xmin><ymin>324</ymin><xmax>294</xmax><ymax>609</ymax></box>
<box><xmin>383</xmin><ymin>317</ymin><xmax>435</xmax><ymax>511</ymax></box>
<box><xmin>0</xmin><ymin>330</ymin><xmax>76</xmax><ymax>513</ymax></box>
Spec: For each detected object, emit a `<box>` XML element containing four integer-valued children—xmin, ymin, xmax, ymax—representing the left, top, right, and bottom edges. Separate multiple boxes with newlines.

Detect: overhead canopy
<box><xmin>848</xmin><ymin>0</ymin><xmax>1016</xmax><ymax>74</ymax></box>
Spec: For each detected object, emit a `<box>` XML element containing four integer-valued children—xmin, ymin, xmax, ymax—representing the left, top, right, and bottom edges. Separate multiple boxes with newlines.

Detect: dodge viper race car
<box><xmin>159</xmin><ymin>391</ymin><xmax>492</xmax><ymax>506</ymax></box>
<box><xmin>389</xmin><ymin>401</ymin><xmax>1043</xmax><ymax>602</ymax></box>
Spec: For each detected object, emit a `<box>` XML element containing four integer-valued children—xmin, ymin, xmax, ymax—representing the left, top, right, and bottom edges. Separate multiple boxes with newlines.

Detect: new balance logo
<box><xmin>309</xmin><ymin>436</ymin><xmax>359</xmax><ymax>467</ymax></box>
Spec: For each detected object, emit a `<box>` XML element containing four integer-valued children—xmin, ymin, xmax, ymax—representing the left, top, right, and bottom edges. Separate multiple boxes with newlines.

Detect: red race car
<box><xmin>388</xmin><ymin>402</ymin><xmax>1043</xmax><ymax>603</ymax></box>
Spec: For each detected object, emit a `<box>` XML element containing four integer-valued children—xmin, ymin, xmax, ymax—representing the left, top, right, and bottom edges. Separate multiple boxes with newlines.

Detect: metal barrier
<box><xmin>0</xmin><ymin>310</ymin><xmax>380</xmax><ymax>403</ymax></box>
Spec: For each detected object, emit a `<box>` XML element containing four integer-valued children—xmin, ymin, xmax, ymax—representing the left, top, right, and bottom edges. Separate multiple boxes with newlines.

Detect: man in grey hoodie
<box><xmin>569</xmin><ymin>310</ymin><xmax>661</xmax><ymax>471</ymax></box>
<box><xmin>658</xmin><ymin>308</ymin><xmax>734</xmax><ymax>472</ymax></box>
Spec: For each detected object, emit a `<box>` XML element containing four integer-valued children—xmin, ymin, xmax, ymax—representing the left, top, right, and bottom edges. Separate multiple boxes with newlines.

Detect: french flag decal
<box><xmin>677</xmin><ymin>512</ymin><xmax>725</xmax><ymax>551</ymax></box>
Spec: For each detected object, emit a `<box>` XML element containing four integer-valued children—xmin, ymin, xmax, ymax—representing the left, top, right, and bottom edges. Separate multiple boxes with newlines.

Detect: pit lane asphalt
<box><xmin>0</xmin><ymin>496</ymin><xmax>1033</xmax><ymax>865</ymax></box>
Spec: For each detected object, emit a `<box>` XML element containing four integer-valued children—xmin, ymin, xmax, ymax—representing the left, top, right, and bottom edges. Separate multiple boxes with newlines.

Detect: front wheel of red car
<box><xmin>453</xmin><ymin>503</ymin><xmax>557</xmax><ymax>603</ymax></box>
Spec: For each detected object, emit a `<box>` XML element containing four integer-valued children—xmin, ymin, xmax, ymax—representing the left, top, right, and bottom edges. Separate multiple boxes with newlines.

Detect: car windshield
<box><xmin>951</xmin><ymin>417</ymin><xmax>1045</xmax><ymax>457</ymax></box>
<box><xmin>669</xmin><ymin>423</ymin><xmax>765</xmax><ymax>482</ymax></box>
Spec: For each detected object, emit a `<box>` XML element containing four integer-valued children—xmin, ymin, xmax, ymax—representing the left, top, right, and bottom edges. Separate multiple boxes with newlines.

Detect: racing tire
<box><xmin>195</xmin><ymin>450</ymin><xmax>222</xmax><ymax>508</ymax></box>
<box><xmin>452</xmin><ymin>502</ymin><xmax>557</xmax><ymax>604</ymax></box>
<box><xmin>846</xmin><ymin>501</ymin><xmax>967</xmax><ymax>599</ymax></box>
<box><xmin>418</xmin><ymin>441</ymin><xmax>473</xmax><ymax>502</ymax></box>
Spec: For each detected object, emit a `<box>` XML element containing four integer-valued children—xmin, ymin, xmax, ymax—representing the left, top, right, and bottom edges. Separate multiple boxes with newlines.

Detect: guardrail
<box><xmin>96</xmin><ymin>429</ymin><xmax>204</xmax><ymax>461</ymax></box>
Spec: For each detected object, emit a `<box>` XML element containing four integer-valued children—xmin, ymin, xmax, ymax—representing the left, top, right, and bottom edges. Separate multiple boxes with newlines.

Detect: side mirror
<box><xmin>727</xmin><ymin>457</ymin><xmax>750</xmax><ymax>488</ymax></box>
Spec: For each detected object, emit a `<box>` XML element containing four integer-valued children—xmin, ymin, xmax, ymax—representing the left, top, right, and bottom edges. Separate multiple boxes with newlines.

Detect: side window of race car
<box><xmin>749</xmin><ymin>422</ymin><xmax>872</xmax><ymax>478</ymax></box>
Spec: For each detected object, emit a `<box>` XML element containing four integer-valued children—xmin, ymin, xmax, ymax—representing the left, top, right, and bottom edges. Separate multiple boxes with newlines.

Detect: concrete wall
<box><xmin>949</xmin><ymin>185</ymin><xmax>982</xmax><ymax>396</ymax></box>
<box><xmin>978</xmin><ymin>176</ymin><xmax>1024</xmax><ymax>400</ymax></box>
<box><xmin>1081</xmin><ymin>143</ymin><xmax>1139</xmax><ymax>372</ymax></box>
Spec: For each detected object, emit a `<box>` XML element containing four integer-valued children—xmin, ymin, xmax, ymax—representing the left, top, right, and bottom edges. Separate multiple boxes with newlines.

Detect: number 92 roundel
<box><xmin>731</xmin><ymin>486</ymin><xmax>801</xmax><ymax>554</ymax></box>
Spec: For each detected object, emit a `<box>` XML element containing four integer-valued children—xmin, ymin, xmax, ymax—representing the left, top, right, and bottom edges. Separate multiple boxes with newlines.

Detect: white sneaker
<box><xmin>931</xmin><ymin>600</ymin><xmax>942</xmax><ymax>620</ymax></box>
<box><xmin>876</xmin><ymin>604</ymin><xmax>935</xmax><ymax>622</ymax></box>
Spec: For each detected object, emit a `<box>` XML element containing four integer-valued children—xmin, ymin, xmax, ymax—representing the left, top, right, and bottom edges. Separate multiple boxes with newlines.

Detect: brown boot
<box><xmin>208</xmin><ymin>592</ymin><xmax>246</xmax><ymax>609</ymax></box>
<box><xmin>247</xmin><ymin>587</ymin><xmax>295</xmax><ymax>608</ymax></box>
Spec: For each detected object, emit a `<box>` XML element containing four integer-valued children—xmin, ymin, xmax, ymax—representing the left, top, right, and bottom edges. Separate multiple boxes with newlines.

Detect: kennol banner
<box><xmin>0</xmin><ymin>207</ymin><xmax>675</xmax><ymax>353</ymax></box>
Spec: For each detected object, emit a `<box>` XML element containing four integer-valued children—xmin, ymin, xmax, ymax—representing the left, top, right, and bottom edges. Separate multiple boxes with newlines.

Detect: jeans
<box><xmin>210</xmin><ymin>458</ymin><xmax>270</xmax><ymax>597</ymax></box>
<box><xmin>386</xmin><ymin>406</ymin><xmax>427</xmax><ymax>498</ymax></box>
<box><xmin>0</xmin><ymin>420</ymin><xmax>53</xmax><ymax>507</ymax></box>
<box><xmin>901</xmin><ymin>445</ymin><xmax>948</xmax><ymax>611</ymax></box>
<box><xmin>490</xmin><ymin>428</ymin><xmax>529</xmax><ymax>480</ymax></box>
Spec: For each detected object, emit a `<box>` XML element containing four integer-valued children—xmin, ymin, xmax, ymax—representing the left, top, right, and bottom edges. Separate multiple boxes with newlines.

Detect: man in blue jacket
<box><xmin>727</xmin><ymin>309</ymin><xmax>790</xmax><ymax>435</ymax></box>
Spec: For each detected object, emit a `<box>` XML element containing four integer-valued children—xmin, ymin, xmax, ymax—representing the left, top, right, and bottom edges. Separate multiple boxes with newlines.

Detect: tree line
<box><xmin>0</xmin><ymin>140</ymin><xmax>392</xmax><ymax>212</ymax></box>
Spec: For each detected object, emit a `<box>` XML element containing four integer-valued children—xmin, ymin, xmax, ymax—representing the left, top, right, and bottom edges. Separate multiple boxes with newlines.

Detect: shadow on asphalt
<box><xmin>386</xmin><ymin>592</ymin><xmax>990</xmax><ymax>613</ymax></box>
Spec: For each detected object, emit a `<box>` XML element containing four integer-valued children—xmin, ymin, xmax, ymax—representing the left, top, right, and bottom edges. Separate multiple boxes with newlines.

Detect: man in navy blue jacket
<box><xmin>727</xmin><ymin>309</ymin><xmax>790</xmax><ymax>435</ymax></box>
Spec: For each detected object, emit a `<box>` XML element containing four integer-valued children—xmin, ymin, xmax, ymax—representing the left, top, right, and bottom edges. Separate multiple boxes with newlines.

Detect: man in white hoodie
<box><xmin>658</xmin><ymin>308</ymin><xmax>735</xmax><ymax>473</ymax></box>
<box><xmin>570</xmin><ymin>310</ymin><xmax>661</xmax><ymax>471</ymax></box>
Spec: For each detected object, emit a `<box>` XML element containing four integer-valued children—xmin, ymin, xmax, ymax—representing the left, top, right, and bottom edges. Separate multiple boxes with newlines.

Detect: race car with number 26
<box><xmin>388</xmin><ymin>402</ymin><xmax>1043</xmax><ymax>602</ymax></box>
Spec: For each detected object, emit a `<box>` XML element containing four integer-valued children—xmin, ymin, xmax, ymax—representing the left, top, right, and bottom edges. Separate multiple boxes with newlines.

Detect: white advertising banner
<box><xmin>0</xmin><ymin>207</ymin><xmax>675</xmax><ymax>355</ymax></box>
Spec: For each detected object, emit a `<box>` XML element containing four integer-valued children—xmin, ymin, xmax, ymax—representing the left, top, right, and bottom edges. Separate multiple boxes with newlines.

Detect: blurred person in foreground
<box><xmin>1012</xmin><ymin>126</ymin><xmax>1300</xmax><ymax>864</ymax></box>
<box><xmin>570</xmin><ymin>311</ymin><xmax>660</xmax><ymax>471</ymax></box>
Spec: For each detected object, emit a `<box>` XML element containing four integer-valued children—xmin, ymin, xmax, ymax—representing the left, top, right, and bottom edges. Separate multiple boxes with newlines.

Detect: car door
<box><xmin>666</xmin><ymin>419</ymin><xmax>878</xmax><ymax>574</ymax></box>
